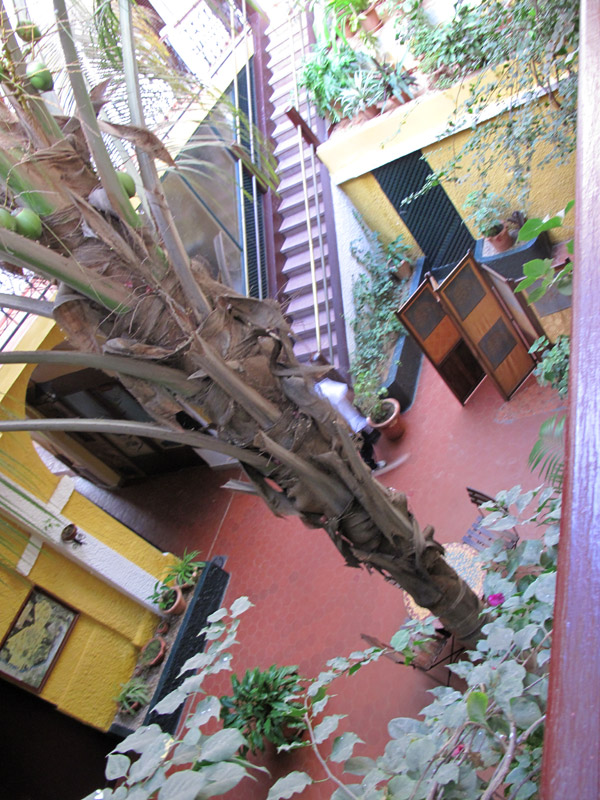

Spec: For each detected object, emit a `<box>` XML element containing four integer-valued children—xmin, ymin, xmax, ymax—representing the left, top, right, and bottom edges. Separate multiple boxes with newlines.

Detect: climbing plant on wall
<box><xmin>395</xmin><ymin>0</ymin><xmax>579</xmax><ymax>204</ymax></box>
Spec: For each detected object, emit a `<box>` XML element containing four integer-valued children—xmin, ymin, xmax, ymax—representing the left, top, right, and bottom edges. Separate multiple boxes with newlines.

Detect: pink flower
<box><xmin>487</xmin><ymin>593</ymin><xmax>505</xmax><ymax>607</ymax></box>
<box><xmin>452</xmin><ymin>744</ymin><xmax>465</xmax><ymax>757</ymax></box>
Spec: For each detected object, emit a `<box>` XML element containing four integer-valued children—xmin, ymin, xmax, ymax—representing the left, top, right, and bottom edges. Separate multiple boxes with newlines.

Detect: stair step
<box><xmin>280</xmin><ymin>223</ymin><xmax>326</xmax><ymax>255</ymax></box>
<box><xmin>282</xmin><ymin>244</ymin><xmax>329</xmax><ymax>277</ymax></box>
<box><xmin>277</xmin><ymin>169</ymin><xmax>320</xmax><ymax>196</ymax></box>
<box><xmin>283</xmin><ymin>264</ymin><xmax>330</xmax><ymax>294</ymax></box>
<box><xmin>279</xmin><ymin>183</ymin><xmax>323</xmax><ymax>215</ymax></box>
<box><xmin>286</xmin><ymin>286</ymin><xmax>334</xmax><ymax>319</ymax></box>
<box><xmin>279</xmin><ymin>200</ymin><xmax>326</xmax><ymax>235</ymax></box>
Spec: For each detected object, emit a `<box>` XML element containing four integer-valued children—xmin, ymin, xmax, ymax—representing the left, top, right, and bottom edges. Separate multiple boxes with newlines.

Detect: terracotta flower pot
<box><xmin>486</xmin><ymin>223</ymin><xmax>514</xmax><ymax>253</ymax></box>
<box><xmin>361</xmin><ymin>3</ymin><xmax>383</xmax><ymax>32</ymax></box>
<box><xmin>352</xmin><ymin>106</ymin><xmax>379</xmax><ymax>125</ymax></box>
<box><xmin>140</xmin><ymin>635</ymin><xmax>167</xmax><ymax>668</ymax></box>
<box><xmin>367</xmin><ymin>397</ymin><xmax>406</xmax><ymax>441</ymax></box>
<box><xmin>162</xmin><ymin>584</ymin><xmax>187</xmax><ymax>617</ymax></box>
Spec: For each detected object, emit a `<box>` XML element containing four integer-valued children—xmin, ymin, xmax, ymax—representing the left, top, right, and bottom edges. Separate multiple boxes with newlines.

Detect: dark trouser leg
<box><xmin>359</xmin><ymin>427</ymin><xmax>379</xmax><ymax>470</ymax></box>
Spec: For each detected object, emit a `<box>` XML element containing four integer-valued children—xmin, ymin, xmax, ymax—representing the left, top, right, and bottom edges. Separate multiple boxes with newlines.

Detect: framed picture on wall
<box><xmin>0</xmin><ymin>588</ymin><xmax>78</xmax><ymax>692</ymax></box>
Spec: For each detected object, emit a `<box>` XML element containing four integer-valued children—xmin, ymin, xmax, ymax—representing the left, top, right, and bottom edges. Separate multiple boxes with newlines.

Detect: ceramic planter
<box><xmin>361</xmin><ymin>3</ymin><xmax>383</xmax><ymax>32</ymax></box>
<box><xmin>486</xmin><ymin>223</ymin><xmax>514</xmax><ymax>253</ymax></box>
<box><xmin>140</xmin><ymin>635</ymin><xmax>167</xmax><ymax>668</ymax></box>
<box><xmin>162</xmin><ymin>584</ymin><xmax>187</xmax><ymax>617</ymax></box>
<box><xmin>367</xmin><ymin>397</ymin><xmax>406</xmax><ymax>441</ymax></box>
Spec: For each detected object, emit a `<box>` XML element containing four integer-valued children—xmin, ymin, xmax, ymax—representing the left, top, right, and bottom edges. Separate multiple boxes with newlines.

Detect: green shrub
<box><xmin>220</xmin><ymin>665</ymin><xmax>306</xmax><ymax>754</ymax></box>
<box><xmin>530</xmin><ymin>335</ymin><xmax>570</xmax><ymax>398</ymax></box>
<box><xmin>349</xmin><ymin>223</ymin><xmax>410</xmax><ymax>417</ymax></box>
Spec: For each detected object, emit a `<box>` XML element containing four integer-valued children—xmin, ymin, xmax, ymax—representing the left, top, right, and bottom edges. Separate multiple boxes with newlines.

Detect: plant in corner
<box><xmin>220</xmin><ymin>665</ymin><xmax>307</xmax><ymax>755</ymax></box>
<box><xmin>114</xmin><ymin>677</ymin><xmax>151</xmax><ymax>715</ymax></box>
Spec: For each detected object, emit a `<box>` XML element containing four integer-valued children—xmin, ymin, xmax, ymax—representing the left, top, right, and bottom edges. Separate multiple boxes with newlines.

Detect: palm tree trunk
<box><xmin>0</xmin><ymin>2</ymin><xmax>484</xmax><ymax>646</ymax></box>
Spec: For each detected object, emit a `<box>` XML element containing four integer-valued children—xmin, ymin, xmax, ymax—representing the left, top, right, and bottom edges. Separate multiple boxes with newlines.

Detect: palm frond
<box><xmin>528</xmin><ymin>413</ymin><xmax>566</xmax><ymax>490</ymax></box>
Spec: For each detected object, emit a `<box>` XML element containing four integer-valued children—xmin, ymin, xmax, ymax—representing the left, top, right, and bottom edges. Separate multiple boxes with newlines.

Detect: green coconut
<box><xmin>26</xmin><ymin>61</ymin><xmax>53</xmax><ymax>92</ymax></box>
<box><xmin>14</xmin><ymin>209</ymin><xmax>43</xmax><ymax>239</ymax></box>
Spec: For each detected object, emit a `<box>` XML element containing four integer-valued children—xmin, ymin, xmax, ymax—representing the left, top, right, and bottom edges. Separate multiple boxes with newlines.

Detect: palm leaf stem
<box><xmin>54</xmin><ymin>0</ymin><xmax>141</xmax><ymax>230</ymax></box>
<box><xmin>118</xmin><ymin>0</ymin><xmax>210</xmax><ymax>321</ymax></box>
<box><xmin>0</xmin><ymin>350</ymin><xmax>196</xmax><ymax>395</ymax></box>
<box><xmin>0</xmin><ymin>418</ymin><xmax>270</xmax><ymax>468</ymax></box>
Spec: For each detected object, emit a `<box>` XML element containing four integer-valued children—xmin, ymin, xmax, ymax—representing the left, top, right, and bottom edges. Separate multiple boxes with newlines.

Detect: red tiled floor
<box><xmin>154</xmin><ymin>362</ymin><xmax>564</xmax><ymax>799</ymax></box>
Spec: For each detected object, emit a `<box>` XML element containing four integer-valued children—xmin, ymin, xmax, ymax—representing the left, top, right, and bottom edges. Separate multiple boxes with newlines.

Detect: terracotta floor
<box><xmin>140</xmin><ymin>362</ymin><xmax>565</xmax><ymax>798</ymax></box>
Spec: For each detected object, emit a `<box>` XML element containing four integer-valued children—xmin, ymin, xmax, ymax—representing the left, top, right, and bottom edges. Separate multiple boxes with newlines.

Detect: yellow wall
<box><xmin>318</xmin><ymin>80</ymin><xmax>576</xmax><ymax>247</ymax></box>
<box><xmin>0</xmin><ymin>318</ymin><xmax>171</xmax><ymax>731</ymax></box>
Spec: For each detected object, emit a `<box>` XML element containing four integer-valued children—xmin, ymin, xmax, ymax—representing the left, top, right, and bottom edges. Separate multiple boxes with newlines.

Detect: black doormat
<box><xmin>143</xmin><ymin>559</ymin><xmax>230</xmax><ymax>735</ymax></box>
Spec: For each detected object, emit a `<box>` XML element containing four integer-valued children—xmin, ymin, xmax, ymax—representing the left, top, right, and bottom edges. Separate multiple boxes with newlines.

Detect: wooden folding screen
<box><xmin>398</xmin><ymin>254</ymin><xmax>538</xmax><ymax>403</ymax></box>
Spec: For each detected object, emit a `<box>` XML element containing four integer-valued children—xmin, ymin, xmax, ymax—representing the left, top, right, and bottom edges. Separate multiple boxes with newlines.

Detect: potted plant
<box><xmin>322</xmin><ymin>0</ymin><xmax>381</xmax><ymax>39</ymax></box>
<box><xmin>148</xmin><ymin>581</ymin><xmax>187</xmax><ymax>616</ymax></box>
<box><xmin>354</xmin><ymin>373</ymin><xmax>406</xmax><ymax>441</ymax></box>
<box><xmin>114</xmin><ymin>677</ymin><xmax>151</xmax><ymax>715</ymax></box>
<box><xmin>139</xmin><ymin>635</ymin><xmax>167</xmax><ymax>669</ymax></box>
<box><xmin>220</xmin><ymin>665</ymin><xmax>307</xmax><ymax>755</ymax></box>
<box><xmin>162</xmin><ymin>549</ymin><xmax>205</xmax><ymax>589</ymax></box>
<box><xmin>298</xmin><ymin>44</ymin><xmax>359</xmax><ymax>126</ymax></box>
<box><xmin>339</xmin><ymin>69</ymin><xmax>387</xmax><ymax>122</ymax></box>
<box><xmin>464</xmin><ymin>190</ymin><xmax>514</xmax><ymax>252</ymax></box>
<box><xmin>386</xmin><ymin>234</ymin><xmax>413</xmax><ymax>280</ymax></box>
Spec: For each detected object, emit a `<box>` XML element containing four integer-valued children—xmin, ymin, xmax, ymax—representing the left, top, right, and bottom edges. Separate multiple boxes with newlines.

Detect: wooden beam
<box><xmin>541</xmin><ymin>2</ymin><xmax>600</xmax><ymax>796</ymax></box>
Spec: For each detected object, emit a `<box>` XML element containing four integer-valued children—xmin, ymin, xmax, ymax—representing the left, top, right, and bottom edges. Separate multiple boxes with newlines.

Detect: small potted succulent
<box><xmin>114</xmin><ymin>677</ymin><xmax>151</xmax><ymax>716</ymax></box>
<box><xmin>464</xmin><ymin>190</ymin><xmax>514</xmax><ymax>252</ymax></box>
<box><xmin>148</xmin><ymin>581</ymin><xmax>187</xmax><ymax>616</ymax></box>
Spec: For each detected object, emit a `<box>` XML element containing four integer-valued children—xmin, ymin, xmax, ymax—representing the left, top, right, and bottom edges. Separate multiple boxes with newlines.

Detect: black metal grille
<box><xmin>233</xmin><ymin>62</ymin><xmax>268</xmax><ymax>299</ymax></box>
<box><xmin>373</xmin><ymin>151</ymin><xmax>474</xmax><ymax>270</ymax></box>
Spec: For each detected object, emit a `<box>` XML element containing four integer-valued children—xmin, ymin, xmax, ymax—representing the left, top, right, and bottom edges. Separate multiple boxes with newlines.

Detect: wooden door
<box><xmin>398</xmin><ymin>280</ymin><xmax>485</xmax><ymax>404</ymax></box>
<box><xmin>438</xmin><ymin>255</ymin><xmax>535</xmax><ymax>399</ymax></box>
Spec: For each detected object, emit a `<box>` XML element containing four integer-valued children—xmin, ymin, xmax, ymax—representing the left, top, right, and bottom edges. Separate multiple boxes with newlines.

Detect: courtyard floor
<box><xmin>83</xmin><ymin>359</ymin><xmax>564</xmax><ymax>798</ymax></box>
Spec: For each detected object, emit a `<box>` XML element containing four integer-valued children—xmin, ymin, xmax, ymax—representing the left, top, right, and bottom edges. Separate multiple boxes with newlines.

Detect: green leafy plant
<box><xmin>394</xmin><ymin>0</ymin><xmax>578</xmax><ymax>206</ymax></box>
<box><xmin>148</xmin><ymin>580</ymin><xmax>179</xmax><ymax>611</ymax></box>
<box><xmin>220</xmin><ymin>665</ymin><xmax>307</xmax><ymax>755</ymax></box>
<box><xmin>530</xmin><ymin>335</ymin><xmax>570</xmax><ymax>399</ymax></box>
<box><xmin>90</xmin><ymin>481</ymin><xmax>559</xmax><ymax>800</ymax></box>
<box><xmin>349</xmin><ymin>222</ymin><xmax>410</xmax><ymax>417</ymax></box>
<box><xmin>297</xmin><ymin>44</ymin><xmax>360</xmax><ymax>123</ymax></box>
<box><xmin>463</xmin><ymin>190</ymin><xmax>511</xmax><ymax>238</ymax></box>
<box><xmin>114</xmin><ymin>677</ymin><xmax>151</xmax><ymax>715</ymax></box>
<box><xmin>339</xmin><ymin>69</ymin><xmax>387</xmax><ymax>118</ymax></box>
<box><xmin>516</xmin><ymin>201</ymin><xmax>574</xmax><ymax>303</ymax></box>
<box><xmin>529</xmin><ymin>413</ymin><xmax>566</xmax><ymax>491</ymax></box>
<box><xmin>162</xmin><ymin>548</ymin><xmax>205</xmax><ymax>587</ymax></box>
<box><xmin>319</xmin><ymin>0</ymin><xmax>370</xmax><ymax>41</ymax></box>
<box><xmin>139</xmin><ymin>636</ymin><xmax>165</xmax><ymax>666</ymax></box>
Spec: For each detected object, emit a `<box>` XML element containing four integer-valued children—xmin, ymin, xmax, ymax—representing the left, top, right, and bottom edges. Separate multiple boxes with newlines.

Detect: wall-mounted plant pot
<box><xmin>486</xmin><ymin>223</ymin><xmax>514</xmax><ymax>253</ymax></box>
<box><xmin>367</xmin><ymin>397</ymin><xmax>405</xmax><ymax>441</ymax></box>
